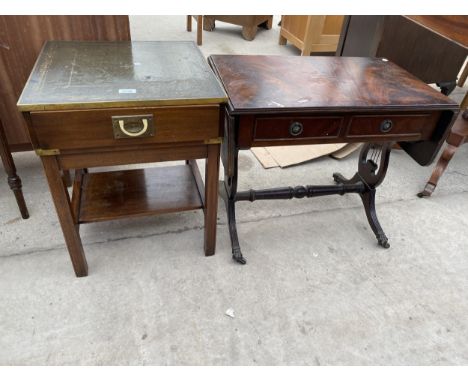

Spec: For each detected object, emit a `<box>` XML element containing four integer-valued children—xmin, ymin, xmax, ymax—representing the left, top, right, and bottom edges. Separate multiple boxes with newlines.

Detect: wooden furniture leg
<box><xmin>197</xmin><ymin>16</ymin><xmax>203</xmax><ymax>46</ymax></box>
<box><xmin>278</xmin><ymin>16</ymin><xmax>287</xmax><ymax>45</ymax></box>
<box><xmin>242</xmin><ymin>25</ymin><xmax>258</xmax><ymax>41</ymax></box>
<box><xmin>279</xmin><ymin>34</ymin><xmax>287</xmax><ymax>45</ymax></box>
<box><xmin>226</xmin><ymin>142</ymin><xmax>393</xmax><ymax>264</ymax></box>
<box><xmin>203</xmin><ymin>16</ymin><xmax>273</xmax><ymax>41</ymax></box>
<box><xmin>62</xmin><ymin>169</ymin><xmax>72</xmax><ymax>187</ymax></box>
<box><xmin>186</xmin><ymin>16</ymin><xmax>203</xmax><ymax>45</ymax></box>
<box><xmin>458</xmin><ymin>60</ymin><xmax>468</xmax><ymax>87</ymax></box>
<box><xmin>461</xmin><ymin>92</ymin><xmax>468</xmax><ymax>110</ymax></box>
<box><xmin>417</xmin><ymin>143</ymin><xmax>460</xmax><ymax>197</ymax></box>
<box><xmin>418</xmin><ymin>109</ymin><xmax>468</xmax><ymax>197</ymax></box>
<box><xmin>333</xmin><ymin>143</ymin><xmax>392</xmax><ymax>248</ymax></box>
<box><xmin>41</xmin><ymin>155</ymin><xmax>88</xmax><ymax>277</ymax></box>
<box><xmin>204</xmin><ymin>144</ymin><xmax>220</xmax><ymax>256</ymax></box>
<box><xmin>223</xmin><ymin>146</ymin><xmax>245</xmax><ymax>264</ymax></box>
<box><xmin>0</xmin><ymin>119</ymin><xmax>29</xmax><ymax>219</ymax></box>
<box><xmin>260</xmin><ymin>17</ymin><xmax>273</xmax><ymax>30</ymax></box>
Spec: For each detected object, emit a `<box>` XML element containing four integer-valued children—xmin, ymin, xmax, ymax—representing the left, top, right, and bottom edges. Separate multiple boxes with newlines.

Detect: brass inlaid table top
<box><xmin>19</xmin><ymin>41</ymin><xmax>225</xmax><ymax>277</ymax></box>
<box><xmin>18</xmin><ymin>41</ymin><xmax>227</xmax><ymax>111</ymax></box>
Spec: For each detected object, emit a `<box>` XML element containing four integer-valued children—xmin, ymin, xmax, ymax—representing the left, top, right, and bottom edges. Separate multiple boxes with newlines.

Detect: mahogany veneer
<box><xmin>79</xmin><ymin>166</ymin><xmax>203</xmax><ymax>223</ymax></box>
<box><xmin>18</xmin><ymin>41</ymin><xmax>227</xmax><ymax>277</ymax></box>
<box><xmin>209</xmin><ymin>54</ymin><xmax>459</xmax><ymax>264</ymax></box>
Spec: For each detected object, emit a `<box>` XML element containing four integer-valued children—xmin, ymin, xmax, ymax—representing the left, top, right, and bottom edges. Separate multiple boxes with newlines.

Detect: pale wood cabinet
<box><xmin>279</xmin><ymin>15</ymin><xmax>344</xmax><ymax>55</ymax></box>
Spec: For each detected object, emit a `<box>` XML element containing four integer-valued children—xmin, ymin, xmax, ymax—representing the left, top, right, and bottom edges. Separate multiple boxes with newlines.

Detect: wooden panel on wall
<box><xmin>0</xmin><ymin>16</ymin><xmax>130</xmax><ymax>151</ymax></box>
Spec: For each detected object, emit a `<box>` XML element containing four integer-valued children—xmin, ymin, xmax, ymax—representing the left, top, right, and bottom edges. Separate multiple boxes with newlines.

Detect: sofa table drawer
<box><xmin>253</xmin><ymin>116</ymin><xmax>343</xmax><ymax>142</ymax></box>
<box><xmin>346</xmin><ymin>114</ymin><xmax>436</xmax><ymax>139</ymax></box>
<box><xmin>30</xmin><ymin>105</ymin><xmax>220</xmax><ymax>151</ymax></box>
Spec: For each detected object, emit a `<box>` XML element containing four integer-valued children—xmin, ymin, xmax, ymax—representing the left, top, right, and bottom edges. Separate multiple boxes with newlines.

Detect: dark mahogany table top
<box><xmin>208</xmin><ymin>55</ymin><xmax>458</xmax><ymax>114</ymax></box>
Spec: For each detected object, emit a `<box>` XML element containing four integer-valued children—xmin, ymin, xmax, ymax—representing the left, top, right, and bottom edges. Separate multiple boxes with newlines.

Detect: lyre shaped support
<box><xmin>358</xmin><ymin>142</ymin><xmax>392</xmax><ymax>188</ymax></box>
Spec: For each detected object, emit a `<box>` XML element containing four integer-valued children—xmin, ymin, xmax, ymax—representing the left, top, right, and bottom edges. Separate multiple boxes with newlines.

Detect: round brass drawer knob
<box><xmin>289</xmin><ymin>122</ymin><xmax>304</xmax><ymax>136</ymax></box>
<box><xmin>380</xmin><ymin>119</ymin><xmax>393</xmax><ymax>133</ymax></box>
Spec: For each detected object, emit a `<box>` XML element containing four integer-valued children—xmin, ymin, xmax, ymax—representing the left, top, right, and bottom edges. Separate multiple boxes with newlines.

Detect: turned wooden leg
<box><xmin>242</xmin><ymin>25</ymin><xmax>258</xmax><ymax>41</ymax></box>
<box><xmin>204</xmin><ymin>144</ymin><xmax>220</xmax><ymax>256</ymax></box>
<box><xmin>418</xmin><ymin>110</ymin><xmax>468</xmax><ymax>197</ymax></box>
<box><xmin>0</xmin><ymin>119</ymin><xmax>29</xmax><ymax>219</ymax></box>
<box><xmin>186</xmin><ymin>15</ymin><xmax>192</xmax><ymax>32</ymax></box>
<box><xmin>41</xmin><ymin>156</ymin><xmax>88</xmax><ymax>277</ymax></box>
<box><xmin>417</xmin><ymin>144</ymin><xmax>459</xmax><ymax>197</ymax></box>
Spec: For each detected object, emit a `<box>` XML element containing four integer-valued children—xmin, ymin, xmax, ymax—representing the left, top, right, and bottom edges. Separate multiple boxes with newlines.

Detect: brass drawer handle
<box><xmin>112</xmin><ymin>114</ymin><xmax>154</xmax><ymax>139</ymax></box>
<box><xmin>119</xmin><ymin>118</ymin><xmax>148</xmax><ymax>137</ymax></box>
<box><xmin>289</xmin><ymin>121</ymin><xmax>304</xmax><ymax>136</ymax></box>
<box><xmin>380</xmin><ymin>119</ymin><xmax>393</xmax><ymax>133</ymax></box>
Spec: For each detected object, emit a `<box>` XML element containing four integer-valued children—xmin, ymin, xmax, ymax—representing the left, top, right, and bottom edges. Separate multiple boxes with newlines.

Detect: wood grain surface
<box><xmin>29</xmin><ymin>105</ymin><xmax>220</xmax><ymax>150</ymax></box>
<box><xmin>209</xmin><ymin>55</ymin><xmax>458</xmax><ymax>113</ymax></box>
<box><xmin>79</xmin><ymin>166</ymin><xmax>203</xmax><ymax>223</ymax></box>
<box><xmin>405</xmin><ymin>16</ymin><xmax>468</xmax><ymax>49</ymax></box>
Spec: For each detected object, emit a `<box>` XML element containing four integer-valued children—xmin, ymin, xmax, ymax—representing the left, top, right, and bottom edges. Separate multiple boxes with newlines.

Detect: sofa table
<box><xmin>18</xmin><ymin>41</ymin><xmax>227</xmax><ymax>277</ymax></box>
<box><xmin>208</xmin><ymin>55</ymin><xmax>459</xmax><ymax>264</ymax></box>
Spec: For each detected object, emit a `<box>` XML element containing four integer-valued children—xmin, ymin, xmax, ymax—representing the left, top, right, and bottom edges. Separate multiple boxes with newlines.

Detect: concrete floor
<box><xmin>1</xmin><ymin>16</ymin><xmax>468</xmax><ymax>365</ymax></box>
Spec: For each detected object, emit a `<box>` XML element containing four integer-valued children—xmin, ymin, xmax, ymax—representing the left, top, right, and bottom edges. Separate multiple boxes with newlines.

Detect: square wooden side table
<box><xmin>208</xmin><ymin>55</ymin><xmax>459</xmax><ymax>264</ymax></box>
<box><xmin>18</xmin><ymin>41</ymin><xmax>227</xmax><ymax>277</ymax></box>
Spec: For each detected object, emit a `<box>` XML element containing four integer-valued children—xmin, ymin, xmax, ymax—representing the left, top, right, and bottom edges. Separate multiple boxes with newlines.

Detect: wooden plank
<box><xmin>79</xmin><ymin>166</ymin><xmax>203</xmax><ymax>223</ymax></box>
<box><xmin>58</xmin><ymin>144</ymin><xmax>207</xmax><ymax>170</ymax></box>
